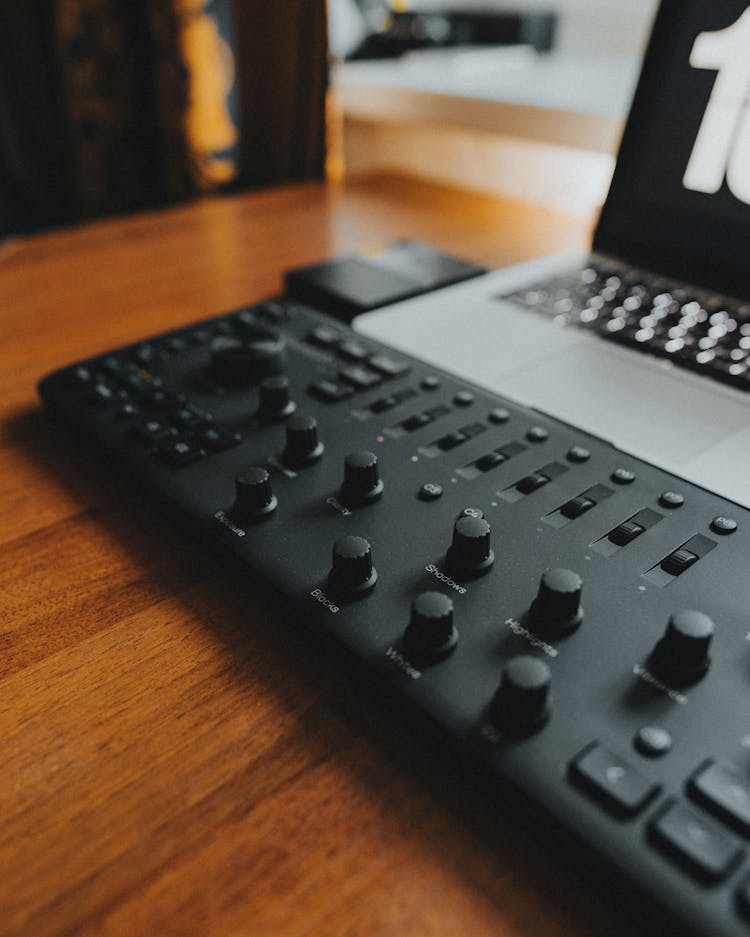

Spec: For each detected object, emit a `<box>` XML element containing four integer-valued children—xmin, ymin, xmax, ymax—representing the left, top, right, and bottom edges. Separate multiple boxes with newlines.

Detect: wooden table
<box><xmin>1</xmin><ymin>175</ymin><xmax>645</xmax><ymax>937</ymax></box>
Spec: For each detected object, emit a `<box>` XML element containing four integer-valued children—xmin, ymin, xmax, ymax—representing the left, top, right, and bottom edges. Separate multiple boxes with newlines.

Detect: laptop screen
<box><xmin>594</xmin><ymin>0</ymin><xmax>750</xmax><ymax>298</ymax></box>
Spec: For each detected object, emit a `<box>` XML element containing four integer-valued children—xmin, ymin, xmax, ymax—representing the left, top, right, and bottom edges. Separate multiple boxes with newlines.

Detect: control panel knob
<box><xmin>232</xmin><ymin>467</ymin><xmax>277</xmax><ymax>522</ymax></box>
<box><xmin>446</xmin><ymin>515</ymin><xmax>494</xmax><ymax>578</ymax></box>
<box><xmin>403</xmin><ymin>591</ymin><xmax>457</xmax><ymax>663</ymax></box>
<box><xmin>650</xmin><ymin>609</ymin><xmax>715</xmax><ymax>684</ymax></box>
<box><xmin>210</xmin><ymin>326</ymin><xmax>286</xmax><ymax>386</ymax></box>
<box><xmin>282</xmin><ymin>414</ymin><xmax>324</xmax><ymax>466</ymax></box>
<box><xmin>340</xmin><ymin>450</ymin><xmax>384</xmax><ymax>507</ymax></box>
<box><xmin>529</xmin><ymin>568</ymin><xmax>583</xmax><ymax>636</ymax></box>
<box><xmin>491</xmin><ymin>655</ymin><xmax>551</xmax><ymax>734</ymax></box>
<box><xmin>258</xmin><ymin>374</ymin><xmax>295</xmax><ymax>420</ymax></box>
<box><xmin>327</xmin><ymin>535</ymin><xmax>377</xmax><ymax>599</ymax></box>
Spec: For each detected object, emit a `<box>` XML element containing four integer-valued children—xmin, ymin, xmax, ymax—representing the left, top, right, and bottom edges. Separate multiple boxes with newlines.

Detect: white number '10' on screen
<box><xmin>683</xmin><ymin>7</ymin><xmax>750</xmax><ymax>205</ymax></box>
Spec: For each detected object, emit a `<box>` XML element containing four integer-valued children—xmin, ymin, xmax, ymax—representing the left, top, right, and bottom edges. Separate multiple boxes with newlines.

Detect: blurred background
<box><xmin>0</xmin><ymin>0</ymin><xmax>659</xmax><ymax>240</ymax></box>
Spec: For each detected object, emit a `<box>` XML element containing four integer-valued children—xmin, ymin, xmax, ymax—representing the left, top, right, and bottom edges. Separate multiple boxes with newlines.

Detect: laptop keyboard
<box><xmin>502</xmin><ymin>261</ymin><xmax>750</xmax><ymax>391</ymax></box>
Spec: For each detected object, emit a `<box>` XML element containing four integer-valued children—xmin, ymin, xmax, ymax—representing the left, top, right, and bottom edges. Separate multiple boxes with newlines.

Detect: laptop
<box><xmin>354</xmin><ymin>0</ymin><xmax>750</xmax><ymax>508</ymax></box>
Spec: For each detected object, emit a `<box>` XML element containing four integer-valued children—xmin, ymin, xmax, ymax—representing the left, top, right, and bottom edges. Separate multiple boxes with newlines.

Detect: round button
<box><xmin>446</xmin><ymin>515</ymin><xmax>494</xmax><ymax>578</ymax></box>
<box><xmin>403</xmin><ymin>592</ymin><xmax>457</xmax><ymax>664</ymax></box>
<box><xmin>491</xmin><ymin>655</ymin><xmax>551</xmax><ymax>734</ymax></box>
<box><xmin>634</xmin><ymin>725</ymin><xmax>672</xmax><ymax>758</ymax></box>
<box><xmin>419</xmin><ymin>483</ymin><xmax>443</xmax><ymax>501</ymax></box>
<box><xmin>488</xmin><ymin>408</ymin><xmax>510</xmax><ymax>424</ymax></box>
<box><xmin>453</xmin><ymin>391</ymin><xmax>474</xmax><ymax>407</ymax></box>
<box><xmin>650</xmin><ymin>609</ymin><xmax>715</xmax><ymax>684</ymax></box>
<box><xmin>210</xmin><ymin>327</ymin><xmax>287</xmax><ymax>386</ymax></box>
<box><xmin>421</xmin><ymin>376</ymin><xmax>440</xmax><ymax>391</ymax></box>
<box><xmin>711</xmin><ymin>515</ymin><xmax>737</xmax><ymax>535</ymax></box>
<box><xmin>611</xmin><ymin>468</ymin><xmax>636</xmax><ymax>485</ymax></box>
<box><xmin>327</xmin><ymin>535</ymin><xmax>377</xmax><ymax>600</ymax></box>
<box><xmin>282</xmin><ymin>414</ymin><xmax>324</xmax><ymax>466</ymax></box>
<box><xmin>233</xmin><ymin>466</ymin><xmax>278</xmax><ymax>522</ymax></box>
<box><xmin>567</xmin><ymin>445</ymin><xmax>590</xmax><ymax>463</ymax></box>
<box><xmin>659</xmin><ymin>490</ymin><xmax>684</xmax><ymax>509</ymax></box>
<box><xmin>526</xmin><ymin>426</ymin><xmax>549</xmax><ymax>443</ymax></box>
<box><xmin>340</xmin><ymin>450</ymin><xmax>384</xmax><ymax>507</ymax></box>
<box><xmin>258</xmin><ymin>374</ymin><xmax>295</xmax><ymax>420</ymax></box>
<box><xmin>529</xmin><ymin>568</ymin><xmax>583</xmax><ymax>636</ymax></box>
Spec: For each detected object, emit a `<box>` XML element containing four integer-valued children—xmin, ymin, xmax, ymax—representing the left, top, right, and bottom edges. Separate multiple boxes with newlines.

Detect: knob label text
<box><xmin>505</xmin><ymin>618</ymin><xmax>558</xmax><ymax>658</ymax></box>
<box><xmin>214</xmin><ymin>511</ymin><xmax>246</xmax><ymax>537</ymax></box>
<box><xmin>425</xmin><ymin>564</ymin><xmax>467</xmax><ymax>594</ymax></box>
<box><xmin>310</xmin><ymin>588</ymin><xmax>340</xmax><ymax>613</ymax></box>
<box><xmin>632</xmin><ymin>663</ymin><xmax>688</xmax><ymax>705</ymax></box>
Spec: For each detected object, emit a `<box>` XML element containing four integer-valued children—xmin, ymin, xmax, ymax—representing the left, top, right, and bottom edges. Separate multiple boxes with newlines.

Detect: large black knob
<box><xmin>340</xmin><ymin>451</ymin><xmax>384</xmax><ymax>507</ymax></box>
<box><xmin>258</xmin><ymin>374</ymin><xmax>295</xmax><ymax>421</ymax></box>
<box><xmin>282</xmin><ymin>414</ymin><xmax>324</xmax><ymax>466</ymax></box>
<box><xmin>232</xmin><ymin>467</ymin><xmax>277</xmax><ymax>522</ymax></box>
<box><xmin>491</xmin><ymin>655</ymin><xmax>551</xmax><ymax>734</ymax></box>
<box><xmin>528</xmin><ymin>568</ymin><xmax>583</xmax><ymax>636</ymax></box>
<box><xmin>650</xmin><ymin>610</ymin><xmax>715</xmax><ymax>684</ymax></box>
<box><xmin>403</xmin><ymin>592</ymin><xmax>457</xmax><ymax>664</ymax></box>
<box><xmin>327</xmin><ymin>535</ymin><xmax>377</xmax><ymax>600</ymax></box>
<box><xmin>210</xmin><ymin>326</ymin><xmax>286</xmax><ymax>386</ymax></box>
<box><xmin>446</xmin><ymin>515</ymin><xmax>494</xmax><ymax>578</ymax></box>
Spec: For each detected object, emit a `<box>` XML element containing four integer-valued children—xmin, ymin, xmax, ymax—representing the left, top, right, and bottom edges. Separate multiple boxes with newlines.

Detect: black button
<box><xmin>402</xmin><ymin>413</ymin><xmax>432</xmax><ymax>431</ymax></box>
<box><xmin>121</xmin><ymin>371</ymin><xmax>159</xmax><ymax>397</ymax></box>
<box><xmin>256</xmin><ymin>300</ymin><xmax>286</xmax><ymax>322</ymax></box>
<box><xmin>611</xmin><ymin>467</ymin><xmax>636</xmax><ymax>485</ymax></box>
<box><xmin>526</xmin><ymin>426</ymin><xmax>549</xmax><ymax>443</ymax></box>
<box><xmin>157</xmin><ymin>436</ymin><xmax>205</xmax><ymax>467</ymax></box>
<box><xmin>488</xmin><ymin>407</ymin><xmax>510</xmax><ymax>424</ymax></box>
<box><xmin>570</xmin><ymin>742</ymin><xmax>660</xmax><ymax>816</ymax></box>
<box><xmin>308</xmin><ymin>326</ymin><xmax>341</xmax><ymax>349</ymax></box>
<box><xmin>437</xmin><ymin>431</ymin><xmax>468</xmax><ymax>451</ymax></box>
<box><xmin>453</xmin><ymin>391</ymin><xmax>474</xmax><ymax>407</ymax></box>
<box><xmin>608</xmin><ymin>519</ymin><xmax>645</xmax><ymax>546</ymax></box>
<box><xmin>421</xmin><ymin>375</ymin><xmax>440</xmax><ymax>390</ymax></box>
<box><xmin>101</xmin><ymin>355</ymin><xmax>126</xmax><ymax>376</ymax></box>
<box><xmin>567</xmin><ymin>446</ymin><xmax>590</xmax><ymax>463</ymax></box>
<box><xmin>650</xmin><ymin>800</ymin><xmax>743</xmax><ymax>882</ymax></box>
<box><xmin>475</xmin><ymin>452</ymin><xmax>506</xmax><ymax>472</ymax></box>
<box><xmin>173</xmin><ymin>404</ymin><xmax>210</xmax><ymax>429</ymax></box>
<box><xmin>87</xmin><ymin>382</ymin><xmax>117</xmax><ymax>406</ymax></box>
<box><xmin>516</xmin><ymin>472</ymin><xmax>550</xmax><ymax>494</ymax></box>
<box><xmin>141</xmin><ymin>388</ymin><xmax>174</xmax><ymax>411</ymax></box>
<box><xmin>369</xmin><ymin>354</ymin><xmax>411</xmax><ymax>378</ymax></box>
<box><xmin>166</xmin><ymin>336</ymin><xmax>186</xmax><ymax>353</ymax></box>
<box><xmin>308</xmin><ymin>380</ymin><xmax>354</xmax><ymax>403</ymax></box>
<box><xmin>711</xmin><ymin>515</ymin><xmax>737</xmax><ymax>535</ymax></box>
<box><xmin>634</xmin><ymin>726</ymin><xmax>672</xmax><ymax>757</ymax></box>
<box><xmin>117</xmin><ymin>402</ymin><xmax>140</xmax><ymax>419</ymax></box>
<box><xmin>419</xmin><ymin>483</ymin><xmax>443</xmax><ymax>501</ymax></box>
<box><xmin>190</xmin><ymin>328</ymin><xmax>211</xmax><ymax>344</ymax></box>
<box><xmin>131</xmin><ymin>343</ymin><xmax>156</xmax><ymax>366</ymax></box>
<box><xmin>134</xmin><ymin>418</ymin><xmax>174</xmax><ymax>442</ymax></box>
<box><xmin>339</xmin><ymin>366</ymin><xmax>382</xmax><ymax>390</ymax></box>
<box><xmin>338</xmin><ymin>340</ymin><xmax>370</xmax><ymax>362</ymax></box>
<box><xmin>560</xmin><ymin>495</ymin><xmax>595</xmax><ymax>519</ymax></box>
<box><xmin>370</xmin><ymin>396</ymin><xmax>397</xmax><ymax>414</ymax></box>
<box><xmin>659</xmin><ymin>490</ymin><xmax>685</xmax><ymax>509</ymax></box>
<box><xmin>689</xmin><ymin>760</ymin><xmax>750</xmax><ymax>836</ymax></box>
<box><xmin>197</xmin><ymin>425</ymin><xmax>241</xmax><ymax>452</ymax></box>
<box><xmin>67</xmin><ymin>365</ymin><xmax>94</xmax><ymax>387</ymax></box>
<box><xmin>661</xmin><ymin>548</ymin><xmax>699</xmax><ymax>576</ymax></box>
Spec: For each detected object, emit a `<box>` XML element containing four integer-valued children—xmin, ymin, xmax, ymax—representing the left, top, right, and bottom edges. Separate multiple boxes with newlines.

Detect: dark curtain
<box><xmin>0</xmin><ymin>0</ymin><xmax>328</xmax><ymax>237</ymax></box>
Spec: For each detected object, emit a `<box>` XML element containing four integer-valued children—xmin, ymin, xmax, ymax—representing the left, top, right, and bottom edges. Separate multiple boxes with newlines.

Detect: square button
<box><xmin>570</xmin><ymin>742</ymin><xmax>660</xmax><ymax>817</ymax></box>
<box><xmin>650</xmin><ymin>800</ymin><xmax>743</xmax><ymax>882</ymax></box>
<box><xmin>688</xmin><ymin>760</ymin><xmax>750</xmax><ymax>836</ymax></box>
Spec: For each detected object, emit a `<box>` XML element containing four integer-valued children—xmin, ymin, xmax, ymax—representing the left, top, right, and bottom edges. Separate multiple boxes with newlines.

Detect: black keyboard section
<box><xmin>502</xmin><ymin>260</ymin><xmax>750</xmax><ymax>391</ymax></box>
<box><xmin>39</xmin><ymin>297</ymin><xmax>750</xmax><ymax>937</ymax></box>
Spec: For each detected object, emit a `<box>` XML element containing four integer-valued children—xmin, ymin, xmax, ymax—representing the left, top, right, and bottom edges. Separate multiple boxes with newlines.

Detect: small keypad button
<box><xmin>134</xmin><ymin>418</ymin><xmax>174</xmax><ymax>442</ymax></box>
<box><xmin>570</xmin><ymin>742</ymin><xmax>660</xmax><ymax>817</ymax></box>
<box><xmin>420</xmin><ymin>376</ymin><xmax>440</xmax><ymax>391</ymax></box>
<box><xmin>338</xmin><ymin>340</ymin><xmax>369</xmax><ymax>362</ymax></box>
<box><xmin>659</xmin><ymin>490</ymin><xmax>685</xmax><ymax>509</ymax></box>
<box><xmin>611</xmin><ymin>467</ymin><xmax>636</xmax><ymax>484</ymax></box>
<box><xmin>710</xmin><ymin>515</ymin><xmax>737</xmax><ymax>535</ymax></box>
<box><xmin>688</xmin><ymin>760</ymin><xmax>750</xmax><ymax>836</ymax></box>
<box><xmin>166</xmin><ymin>337</ymin><xmax>186</xmax><ymax>353</ymax></box>
<box><xmin>67</xmin><ymin>365</ymin><xmax>94</xmax><ymax>387</ymax></box>
<box><xmin>117</xmin><ymin>402</ymin><xmax>140</xmax><ymax>419</ymax></box>
<box><xmin>157</xmin><ymin>436</ymin><xmax>205</xmax><ymax>467</ymax></box>
<box><xmin>634</xmin><ymin>725</ymin><xmax>672</xmax><ymax>757</ymax></box>
<box><xmin>338</xmin><ymin>366</ymin><xmax>382</xmax><ymax>390</ymax></box>
<box><xmin>369</xmin><ymin>354</ymin><xmax>411</xmax><ymax>378</ymax></box>
<box><xmin>488</xmin><ymin>407</ymin><xmax>510</xmax><ymax>424</ymax></box>
<box><xmin>308</xmin><ymin>326</ymin><xmax>341</xmax><ymax>349</ymax></box>
<box><xmin>308</xmin><ymin>380</ymin><xmax>353</xmax><ymax>403</ymax></box>
<box><xmin>87</xmin><ymin>382</ymin><xmax>116</xmax><ymax>406</ymax></box>
<box><xmin>419</xmin><ymin>483</ymin><xmax>443</xmax><ymax>501</ymax></box>
<box><xmin>453</xmin><ymin>391</ymin><xmax>474</xmax><ymax>407</ymax></box>
<box><xmin>475</xmin><ymin>452</ymin><xmax>506</xmax><ymax>472</ymax></box>
<box><xmin>526</xmin><ymin>426</ymin><xmax>549</xmax><ymax>443</ymax></box>
<box><xmin>197</xmin><ymin>425</ymin><xmax>241</xmax><ymax>452</ymax></box>
<box><xmin>649</xmin><ymin>800</ymin><xmax>743</xmax><ymax>882</ymax></box>
<box><xmin>567</xmin><ymin>445</ymin><xmax>590</xmax><ymax>463</ymax></box>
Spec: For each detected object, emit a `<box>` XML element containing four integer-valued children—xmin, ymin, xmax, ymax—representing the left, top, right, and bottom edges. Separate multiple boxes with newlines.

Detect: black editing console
<box><xmin>39</xmin><ymin>298</ymin><xmax>750</xmax><ymax>937</ymax></box>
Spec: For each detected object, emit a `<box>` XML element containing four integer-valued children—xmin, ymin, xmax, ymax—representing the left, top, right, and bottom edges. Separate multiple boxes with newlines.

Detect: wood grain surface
<box><xmin>0</xmin><ymin>174</ymin><xmax>650</xmax><ymax>937</ymax></box>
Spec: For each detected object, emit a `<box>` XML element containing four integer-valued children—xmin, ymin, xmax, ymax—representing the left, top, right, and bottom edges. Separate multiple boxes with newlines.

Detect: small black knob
<box><xmin>446</xmin><ymin>515</ymin><xmax>494</xmax><ymax>578</ymax></box>
<box><xmin>210</xmin><ymin>327</ymin><xmax>286</xmax><ymax>386</ymax></box>
<box><xmin>233</xmin><ymin>467</ymin><xmax>277</xmax><ymax>522</ymax></box>
<box><xmin>340</xmin><ymin>450</ymin><xmax>384</xmax><ymax>507</ymax></box>
<box><xmin>258</xmin><ymin>374</ymin><xmax>295</xmax><ymax>420</ymax></box>
<box><xmin>282</xmin><ymin>414</ymin><xmax>324</xmax><ymax>466</ymax></box>
<box><xmin>491</xmin><ymin>655</ymin><xmax>551</xmax><ymax>734</ymax></box>
<box><xmin>650</xmin><ymin>609</ymin><xmax>715</xmax><ymax>684</ymax></box>
<box><xmin>327</xmin><ymin>535</ymin><xmax>377</xmax><ymax>600</ymax></box>
<box><xmin>529</xmin><ymin>568</ymin><xmax>583</xmax><ymax>636</ymax></box>
<box><xmin>403</xmin><ymin>592</ymin><xmax>457</xmax><ymax>663</ymax></box>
